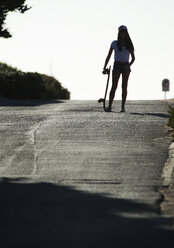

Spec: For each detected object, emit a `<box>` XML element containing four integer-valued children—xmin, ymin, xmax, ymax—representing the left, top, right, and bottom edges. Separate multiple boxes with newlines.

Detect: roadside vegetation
<box><xmin>0</xmin><ymin>62</ymin><xmax>70</xmax><ymax>100</ymax></box>
<box><xmin>168</xmin><ymin>106</ymin><xmax>174</xmax><ymax>136</ymax></box>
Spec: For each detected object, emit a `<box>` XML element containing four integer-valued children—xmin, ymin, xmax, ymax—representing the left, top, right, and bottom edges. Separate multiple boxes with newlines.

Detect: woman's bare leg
<box><xmin>108</xmin><ymin>70</ymin><xmax>121</xmax><ymax>109</ymax></box>
<box><xmin>121</xmin><ymin>70</ymin><xmax>130</xmax><ymax>109</ymax></box>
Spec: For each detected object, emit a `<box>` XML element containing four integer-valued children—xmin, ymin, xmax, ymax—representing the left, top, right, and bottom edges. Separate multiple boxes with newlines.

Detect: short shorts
<box><xmin>113</xmin><ymin>61</ymin><xmax>131</xmax><ymax>73</ymax></box>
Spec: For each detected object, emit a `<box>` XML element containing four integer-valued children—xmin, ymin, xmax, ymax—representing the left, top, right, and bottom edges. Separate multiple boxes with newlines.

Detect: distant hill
<box><xmin>0</xmin><ymin>62</ymin><xmax>70</xmax><ymax>100</ymax></box>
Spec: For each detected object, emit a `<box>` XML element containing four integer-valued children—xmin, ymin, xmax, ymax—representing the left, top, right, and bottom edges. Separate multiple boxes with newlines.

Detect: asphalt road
<box><xmin>0</xmin><ymin>99</ymin><xmax>174</xmax><ymax>247</ymax></box>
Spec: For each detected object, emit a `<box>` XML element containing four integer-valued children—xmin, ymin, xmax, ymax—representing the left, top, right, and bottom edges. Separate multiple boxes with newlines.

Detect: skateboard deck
<box><xmin>98</xmin><ymin>65</ymin><xmax>111</xmax><ymax>110</ymax></box>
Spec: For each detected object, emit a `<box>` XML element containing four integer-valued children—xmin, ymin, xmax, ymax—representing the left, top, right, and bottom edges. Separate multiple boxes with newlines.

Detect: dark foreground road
<box><xmin>0</xmin><ymin>99</ymin><xmax>174</xmax><ymax>247</ymax></box>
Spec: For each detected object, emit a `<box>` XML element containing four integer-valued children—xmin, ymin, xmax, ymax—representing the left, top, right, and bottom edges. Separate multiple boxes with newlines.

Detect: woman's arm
<box><xmin>129</xmin><ymin>50</ymin><xmax>135</xmax><ymax>67</ymax></box>
<box><xmin>103</xmin><ymin>47</ymin><xmax>113</xmax><ymax>70</ymax></box>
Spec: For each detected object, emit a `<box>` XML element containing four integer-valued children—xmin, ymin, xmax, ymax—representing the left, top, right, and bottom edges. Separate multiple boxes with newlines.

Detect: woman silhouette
<box><xmin>103</xmin><ymin>25</ymin><xmax>135</xmax><ymax>112</ymax></box>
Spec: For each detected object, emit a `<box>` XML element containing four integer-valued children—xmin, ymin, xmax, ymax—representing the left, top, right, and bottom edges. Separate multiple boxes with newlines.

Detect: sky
<box><xmin>0</xmin><ymin>0</ymin><xmax>174</xmax><ymax>100</ymax></box>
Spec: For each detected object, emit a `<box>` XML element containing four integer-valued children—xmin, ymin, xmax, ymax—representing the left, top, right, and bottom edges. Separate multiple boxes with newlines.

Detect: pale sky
<box><xmin>0</xmin><ymin>0</ymin><xmax>174</xmax><ymax>100</ymax></box>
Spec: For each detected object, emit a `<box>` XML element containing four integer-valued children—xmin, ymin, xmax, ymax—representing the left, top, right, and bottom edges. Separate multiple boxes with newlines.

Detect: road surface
<box><xmin>0</xmin><ymin>99</ymin><xmax>173</xmax><ymax>247</ymax></box>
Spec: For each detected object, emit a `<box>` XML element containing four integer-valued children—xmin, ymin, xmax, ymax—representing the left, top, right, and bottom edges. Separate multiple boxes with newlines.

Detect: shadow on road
<box><xmin>0</xmin><ymin>98</ymin><xmax>64</xmax><ymax>107</ymax></box>
<box><xmin>130</xmin><ymin>112</ymin><xmax>169</xmax><ymax>119</ymax></box>
<box><xmin>0</xmin><ymin>177</ymin><xmax>173</xmax><ymax>247</ymax></box>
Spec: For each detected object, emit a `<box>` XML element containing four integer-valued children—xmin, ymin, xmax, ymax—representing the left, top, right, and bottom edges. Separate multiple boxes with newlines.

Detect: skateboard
<box><xmin>98</xmin><ymin>65</ymin><xmax>111</xmax><ymax>110</ymax></box>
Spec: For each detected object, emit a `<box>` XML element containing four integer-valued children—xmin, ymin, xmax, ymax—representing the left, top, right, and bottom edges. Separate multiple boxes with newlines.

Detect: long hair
<box><xmin>117</xmin><ymin>30</ymin><xmax>134</xmax><ymax>52</ymax></box>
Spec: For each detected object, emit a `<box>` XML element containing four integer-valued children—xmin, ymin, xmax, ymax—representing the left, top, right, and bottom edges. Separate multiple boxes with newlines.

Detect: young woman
<box><xmin>103</xmin><ymin>25</ymin><xmax>135</xmax><ymax>112</ymax></box>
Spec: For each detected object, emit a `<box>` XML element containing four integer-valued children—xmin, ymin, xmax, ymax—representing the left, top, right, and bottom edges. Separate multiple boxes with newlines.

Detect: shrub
<box><xmin>0</xmin><ymin>62</ymin><xmax>70</xmax><ymax>100</ymax></box>
<box><xmin>168</xmin><ymin>107</ymin><xmax>174</xmax><ymax>130</ymax></box>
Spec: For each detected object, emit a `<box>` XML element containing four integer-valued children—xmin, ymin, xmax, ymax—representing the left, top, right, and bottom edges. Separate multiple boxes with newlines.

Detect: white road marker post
<box><xmin>162</xmin><ymin>79</ymin><xmax>170</xmax><ymax>100</ymax></box>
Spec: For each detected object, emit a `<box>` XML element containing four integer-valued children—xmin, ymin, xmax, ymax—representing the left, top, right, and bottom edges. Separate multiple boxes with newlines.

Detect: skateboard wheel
<box><xmin>98</xmin><ymin>98</ymin><xmax>104</xmax><ymax>103</ymax></box>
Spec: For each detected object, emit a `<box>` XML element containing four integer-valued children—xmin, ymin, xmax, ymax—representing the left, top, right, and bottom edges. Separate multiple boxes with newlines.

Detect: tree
<box><xmin>0</xmin><ymin>0</ymin><xmax>31</xmax><ymax>38</ymax></box>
